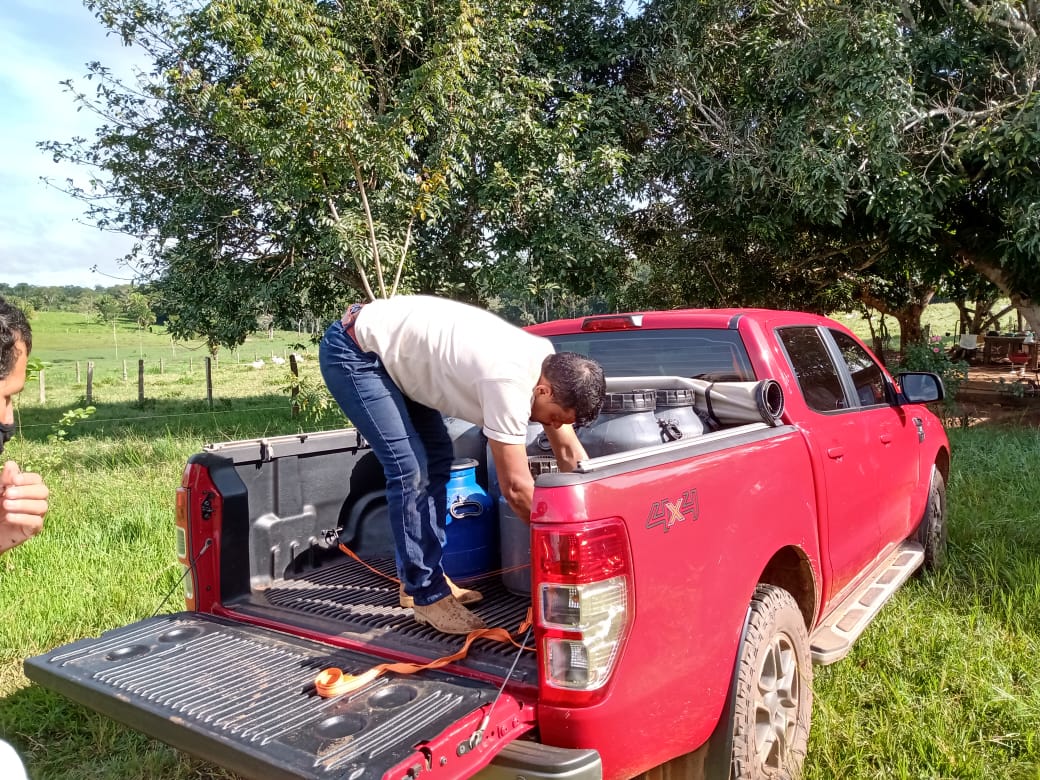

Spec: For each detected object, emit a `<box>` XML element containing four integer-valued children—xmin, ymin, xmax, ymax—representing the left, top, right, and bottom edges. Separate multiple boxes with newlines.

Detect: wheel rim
<box><xmin>753</xmin><ymin>632</ymin><xmax>800</xmax><ymax>769</ymax></box>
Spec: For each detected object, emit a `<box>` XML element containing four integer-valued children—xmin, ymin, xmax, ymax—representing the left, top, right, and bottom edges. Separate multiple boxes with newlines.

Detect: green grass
<box><xmin>14</xmin><ymin>311</ymin><xmax>343</xmax><ymax>448</ymax></box>
<box><xmin>2</xmin><ymin>310</ymin><xmax>1040</xmax><ymax>778</ymax></box>
<box><xmin>839</xmin><ymin>301</ymin><xmax>963</xmax><ymax>348</ymax></box>
<box><xmin>806</xmin><ymin>426</ymin><xmax>1040</xmax><ymax>780</ymax></box>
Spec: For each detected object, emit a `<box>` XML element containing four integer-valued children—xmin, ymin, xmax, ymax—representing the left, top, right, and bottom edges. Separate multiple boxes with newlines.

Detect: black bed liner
<box><xmin>233</xmin><ymin>554</ymin><xmax>539</xmax><ymax>685</ymax></box>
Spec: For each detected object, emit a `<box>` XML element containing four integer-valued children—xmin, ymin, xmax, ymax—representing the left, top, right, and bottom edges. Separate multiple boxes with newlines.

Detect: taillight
<box><xmin>580</xmin><ymin>314</ymin><xmax>643</xmax><ymax>331</ymax></box>
<box><xmin>175</xmin><ymin>485</ymin><xmax>195</xmax><ymax>609</ymax></box>
<box><xmin>533</xmin><ymin>520</ymin><xmax>633</xmax><ymax>705</ymax></box>
<box><xmin>176</xmin><ymin>462</ymin><xmax>221</xmax><ymax>612</ymax></box>
<box><xmin>536</xmin><ymin>523</ymin><xmax>630</xmax><ymax>583</ymax></box>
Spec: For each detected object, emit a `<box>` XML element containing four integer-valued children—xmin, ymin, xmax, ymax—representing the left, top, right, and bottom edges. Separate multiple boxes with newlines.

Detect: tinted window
<box><xmin>831</xmin><ymin>330</ymin><xmax>887</xmax><ymax>407</ymax></box>
<box><xmin>548</xmin><ymin>329</ymin><xmax>755</xmax><ymax>380</ymax></box>
<box><xmin>777</xmin><ymin>327</ymin><xmax>847</xmax><ymax>412</ymax></box>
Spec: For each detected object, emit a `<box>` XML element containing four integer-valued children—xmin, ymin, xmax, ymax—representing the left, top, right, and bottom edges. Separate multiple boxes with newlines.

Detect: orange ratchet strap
<box><xmin>316</xmin><ymin>544</ymin><xmax>534</xmax><ymax>698</ymax></box>
<box><xmin>315</xmin><ymin>624</ymin><xmax>529</xmax><ymax>698</ymax></box>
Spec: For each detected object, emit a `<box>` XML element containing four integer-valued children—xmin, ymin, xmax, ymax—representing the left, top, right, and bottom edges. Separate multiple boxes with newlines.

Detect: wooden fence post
<box><xmin>38</xmin><ymin>370</ymin><xmax>45</xmax><ymax>404</ymax></box>
<box><xmin>75</xmin><ymin>361</ymin><xmax>81</xmax><ymax>383</ymax></box>
<box><xmin>86</xmin><ymin>362</ymin><xmax>94</xmax><ymax>404</ymax></box>
<box><xmin>289</xmin><ymin>353</ymin><xmax>300</xmax><ymax>418</ymax></box>
<box><xmin>205</xmin><ymin>357</ymin><xmax>213</xmax><ymax>409</ymax></box>
<box><xmin>122</xmin><ymin>360</ymin><xmax>128</xmax><ymax>382</ymax></box>
<box><xmin>138</xmin><ymin>360</ymin><xmax>145</xmax><ymax>404</ymax></box>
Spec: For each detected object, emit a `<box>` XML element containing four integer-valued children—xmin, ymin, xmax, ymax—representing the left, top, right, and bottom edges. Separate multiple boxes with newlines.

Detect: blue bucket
<box><xmin>442</xmin><ymin>458</ymin><xmax>499</xmax><ymax>580</ymax></box>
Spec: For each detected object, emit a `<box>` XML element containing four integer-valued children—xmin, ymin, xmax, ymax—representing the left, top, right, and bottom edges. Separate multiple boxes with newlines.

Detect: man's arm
<box><xmin>0</xmin><ymin>461</ymin><xmax>49</xmax><ymax>554</ymax></box>
<box><xmin>488</xmin><ymin>440</ymin><xmax>535</xmax><ymax>523</ymax></box>
<box><xmin>540</xmin><ymin>423</ymin><xmax>587</xmax><ymax>472</ymax></box>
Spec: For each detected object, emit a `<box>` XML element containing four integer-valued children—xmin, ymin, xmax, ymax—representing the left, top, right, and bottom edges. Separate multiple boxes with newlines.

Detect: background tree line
<box><xmin>38</xmin><ymin>0</ymin><xmax>1040</xmax><ymax>352</ymax></box>
<box><xmin>0</xmin><ymin>283</ymin><xmax>148</xmax><ymax>324</ymax></box>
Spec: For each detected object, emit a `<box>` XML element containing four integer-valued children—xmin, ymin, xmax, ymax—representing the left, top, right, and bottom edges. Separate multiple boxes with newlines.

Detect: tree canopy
<box><xmin>630</xmin><ymin>0</ymin><xmax>1040</xmax><ymax>336</ymax></box>
<box><xmin>50</xmin><ymin>0</ymin><xmax>630</xmax><ymax>347</ymax></box>
<box><xmin>45</xmin><ymin>0</ymin><xmax>1040</xmax><ymax>345</ymax></box>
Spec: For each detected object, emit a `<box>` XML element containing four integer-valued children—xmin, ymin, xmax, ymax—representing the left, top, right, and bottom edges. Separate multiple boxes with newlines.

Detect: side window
<box><xmin>831</xmin><ymin>330</ymin><xmax>887</xmax><ymax>407</ymax></box>
<box><xmin>777</xmin><ymin>327</ymin><xmax>847</xmax><ymax>412</ymax></box>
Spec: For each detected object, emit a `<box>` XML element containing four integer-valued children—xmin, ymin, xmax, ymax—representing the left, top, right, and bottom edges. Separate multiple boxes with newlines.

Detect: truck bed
<box><xmin>228</xmin><ymin>554</ymin><xmax>539</xmax><ymax>686</ymax></box>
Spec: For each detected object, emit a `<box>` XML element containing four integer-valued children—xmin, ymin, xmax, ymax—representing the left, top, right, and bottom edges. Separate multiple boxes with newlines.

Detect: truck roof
<box><xmin>526</xmin><ymin>308</ymin><xmax>841</xmax><ymax>336</ymax></box>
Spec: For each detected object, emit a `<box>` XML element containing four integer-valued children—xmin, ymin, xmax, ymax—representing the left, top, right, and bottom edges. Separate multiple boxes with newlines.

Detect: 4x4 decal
<box><xmin>646</xmin><ymin>489</ymin><xmax>699</xmax><ymax>532</ymax></box>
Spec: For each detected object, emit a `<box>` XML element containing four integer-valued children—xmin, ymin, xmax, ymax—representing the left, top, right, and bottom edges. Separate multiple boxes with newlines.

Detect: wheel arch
<box><xmin>934</xmin><ymin>444</ymin><xmax>951</xmax><ymax>485</ymax></box>
<box><xmin>757</xmin><ymin>545</ymin><xmax>818</xmax><ymax>630</ymax></box>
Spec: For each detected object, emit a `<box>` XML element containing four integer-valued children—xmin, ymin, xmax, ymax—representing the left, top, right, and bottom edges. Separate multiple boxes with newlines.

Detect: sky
<box><xmin>0</xmin><ymin>0</ymin><xmax>145</xmax><ymax>288</ymax></box>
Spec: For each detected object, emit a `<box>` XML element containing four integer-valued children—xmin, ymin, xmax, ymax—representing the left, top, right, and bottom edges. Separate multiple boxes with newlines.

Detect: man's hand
<box><xmin>540</xmin><ymin>424</ymin><xmax>587</xmax><ymax>472</ymax></box>
<box><xmin>0</xmin><ymin>461</ymin><xmax>49</xmax><ymax>554</ymax></box>
<box><xmin>489</xmin><ymin>441</ymin><xmax>535</xmax><ymax>523</ymax></box>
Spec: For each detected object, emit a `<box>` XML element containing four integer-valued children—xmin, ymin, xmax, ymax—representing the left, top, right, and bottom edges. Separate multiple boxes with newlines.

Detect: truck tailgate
<box><xmin>24</xmin><ymin>613</ymin><xmax>533</xmax><ymax>780</ymax></box>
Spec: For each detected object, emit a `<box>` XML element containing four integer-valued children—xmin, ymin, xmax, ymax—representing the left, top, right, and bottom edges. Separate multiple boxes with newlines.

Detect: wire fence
<box><xmin>15</xmin><ymin>351</ymin><xmax>336</xmax><ymax>438</ymax></box>
<box><xmin>14</xmin><ymin>405</ymin><xmax>295</xmax><ymax>432</ymax></box>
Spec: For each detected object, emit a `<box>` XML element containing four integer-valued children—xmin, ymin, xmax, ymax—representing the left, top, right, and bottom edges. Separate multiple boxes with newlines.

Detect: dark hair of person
<box><xmin>0</xmin><ymin>297</ymin><xmax>33</xmax><ymax>381</ymax></box>
<box><xmin>541</xmin><ymin>352</ymin><xmax>606</xmax><ymax>427</ymax></box>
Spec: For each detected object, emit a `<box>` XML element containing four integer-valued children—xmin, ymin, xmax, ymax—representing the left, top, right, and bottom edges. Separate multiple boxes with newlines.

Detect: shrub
<box><xmin>897</xmin><ymin>337</ymin><xmax>969</xmax><ymax>413</ymax></box>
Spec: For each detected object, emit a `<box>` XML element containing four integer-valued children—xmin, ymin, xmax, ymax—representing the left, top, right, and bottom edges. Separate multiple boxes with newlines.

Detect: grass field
<box><xmin>13</xmin><ymin>311</ymin><xmax>343</xmax><ymax>448</ymax></box>
<box><xmin>1</xmin><ymin>307</ymin><xmax>1039</xmax><ymax>778</ymax></box>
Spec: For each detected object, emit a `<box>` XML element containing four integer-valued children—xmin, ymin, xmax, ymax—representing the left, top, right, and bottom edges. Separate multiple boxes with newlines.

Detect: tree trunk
<box><xmin>954</xmin><ymin>297</ymin><xmax>1011</xmax><ymax>336</ymax></box>
<box><xmin>857</xmin><ymin>287</ymin><xmax>936</xmax><ymax>355</ymax></box>
<box><xmin>970</xmin><ymin>256</ymin><xmax>1040</xmax><ymax>333</ymax></box>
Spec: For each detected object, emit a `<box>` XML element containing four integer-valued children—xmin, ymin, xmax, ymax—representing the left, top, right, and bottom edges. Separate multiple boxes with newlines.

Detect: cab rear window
<box><xmin>548</xmin><ymin>329</ymin><xmax>755</xmax><ymax>381</ymax></box>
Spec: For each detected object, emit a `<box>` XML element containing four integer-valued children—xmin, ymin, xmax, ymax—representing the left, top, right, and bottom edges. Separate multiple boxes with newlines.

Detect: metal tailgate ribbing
<box><xmin>25</xmin><ymin>613</ymin><xmax>509</xmax><ymax>780</ymax></box>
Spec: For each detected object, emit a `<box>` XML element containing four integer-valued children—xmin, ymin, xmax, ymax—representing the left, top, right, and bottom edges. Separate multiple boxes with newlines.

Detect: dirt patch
<box><xmin>940</xmin><ymin>360</ymin><xmax>1040</xmax><ymax>428</ymax></box>
<box><xmin>949</xmin><ymin>369</ymin><xmax>1040</xmax><ymax>428</ymax></box>
<box><xmin>948</xmin><ymin>399</ymin><xmax>1040</xmax><ymax>430</ymax></box>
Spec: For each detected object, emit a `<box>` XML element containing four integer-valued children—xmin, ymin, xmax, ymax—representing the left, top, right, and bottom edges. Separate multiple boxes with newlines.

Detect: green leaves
<box><xmin>53</xmin><ymin>0</ymin><xmax>631</xmax><ymax>343</ymax></box>
<box><xmin>627</xmin><ymin>0</ymin><xmax>1040</xmax><ymax>326</ymax></box>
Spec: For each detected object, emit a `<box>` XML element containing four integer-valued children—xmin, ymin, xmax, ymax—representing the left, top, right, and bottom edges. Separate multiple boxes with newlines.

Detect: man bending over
<box><xmin>320</xmin><ymin>295</ymin><xmax>604</xmax><ymax>635</ymax></box>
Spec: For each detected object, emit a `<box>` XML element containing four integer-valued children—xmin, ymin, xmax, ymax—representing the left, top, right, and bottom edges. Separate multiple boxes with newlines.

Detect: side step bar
<box><xmin>810</xmin><ymin>541</ymin><xmax>924</xmax><ymax>665</ymax></box>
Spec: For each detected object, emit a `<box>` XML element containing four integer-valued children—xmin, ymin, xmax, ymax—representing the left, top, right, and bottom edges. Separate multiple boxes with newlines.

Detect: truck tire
<box><xmin>914</xmin><ymin>467</ymin><xmax>947</xmax><ymax>571</ymax></box>
<box><xmin>730</xmin><ymin>584</ymin><xmax>812</xmax><ymax>780</ymax></box>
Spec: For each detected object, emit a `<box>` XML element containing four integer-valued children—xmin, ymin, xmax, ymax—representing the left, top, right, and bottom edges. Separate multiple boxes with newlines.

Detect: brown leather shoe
<box><xmin>413</xmin><ymin>594</ymin><xmax>487</xmax><ymax>635</ymax></box>
<box><xmin>399</xmin><ymin>576</ymin><xmax>483</xmax><ymax>608</ymax></box>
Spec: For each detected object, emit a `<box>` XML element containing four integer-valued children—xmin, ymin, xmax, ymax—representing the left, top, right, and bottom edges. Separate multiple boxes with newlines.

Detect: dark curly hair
<box><xmin>541</xmin><ymin>352</ymin><xmax>606</xmax><ymax>428</ymax></box>
<box><xmin>0</xmin><ymin>297</ymin><xmax>32</xmax><ymax>381</ymax></box>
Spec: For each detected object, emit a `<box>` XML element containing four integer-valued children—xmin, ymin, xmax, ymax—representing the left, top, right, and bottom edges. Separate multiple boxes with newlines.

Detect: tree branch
<box><xmin>391</xmin><ymin>212</ymin><xmax>416</xmax><ymax>298</ymax></box>
<box><xmin>959</xmin><ymin>0</ymin><xmax>1038</xmax><ymax>40</ymax></box>
<box><xmin>326</xmin><ymin>195</ymin><xmax>377</xmax><ymax>301</ymax></box>
<box><xmin>903</xmin><ymin>98</ymin><xmax>1028</xmax><ymax>132</ymax></box>
<box><xmin>345</xmin><ymin>146</ymin><xmax>386</xmax><ymax>298</ymax></box>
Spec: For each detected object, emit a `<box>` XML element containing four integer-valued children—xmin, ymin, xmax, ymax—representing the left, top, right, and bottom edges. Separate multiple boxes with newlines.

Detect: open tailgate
<box><xmin>24</xmin><ymin>613</ymin><xmax>533</xmax><ymax>780</ymax></box>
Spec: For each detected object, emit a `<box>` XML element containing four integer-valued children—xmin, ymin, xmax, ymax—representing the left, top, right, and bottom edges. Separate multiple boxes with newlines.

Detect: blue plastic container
<box><xmin>442</xmin><ymin>458</ymin><xmax>499</xmax><ymax>580</ymax></box>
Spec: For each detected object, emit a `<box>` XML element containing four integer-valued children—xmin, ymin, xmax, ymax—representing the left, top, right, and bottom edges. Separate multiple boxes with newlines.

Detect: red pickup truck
<box><xmin>25</xmin><ymin>308</ymin><xmax>949</xmax><ymax>780</ymax></box>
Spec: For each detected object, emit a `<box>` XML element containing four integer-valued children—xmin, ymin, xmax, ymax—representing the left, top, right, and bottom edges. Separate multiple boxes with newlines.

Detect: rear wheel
<box><xmin>731</xmin><ymin>584</ymin><xmax>812</xmax><ymax>780</ymax></box>
<box><xmin>915</xmin><ymin>467</ymin><xmax>948</xmax><ymax>571</ymax></box>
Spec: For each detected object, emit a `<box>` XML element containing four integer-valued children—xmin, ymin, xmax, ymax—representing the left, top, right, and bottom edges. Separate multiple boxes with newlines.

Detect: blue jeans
<box><xmin>319</xmin><ymin>320</ymin><xmax>454</xmax><ymax>607</ymax></box>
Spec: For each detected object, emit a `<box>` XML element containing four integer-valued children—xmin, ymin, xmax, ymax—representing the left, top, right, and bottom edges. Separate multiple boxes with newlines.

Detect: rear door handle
<box><xmin>827</xmin><ymin>447</ymin><xmax>844</xmax><ymax>459</ymax></box>
<box><xmin>879</xmin><ymin>433</ymin><xmax>893</xmax><ymax>444</ymax></box>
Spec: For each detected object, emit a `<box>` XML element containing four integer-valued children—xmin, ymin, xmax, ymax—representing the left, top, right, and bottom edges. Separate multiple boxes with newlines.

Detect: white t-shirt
<box><xmin>353</xmin><ymin>296</ymin><xmax>554</xmax><ymax>445</ymax></box>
